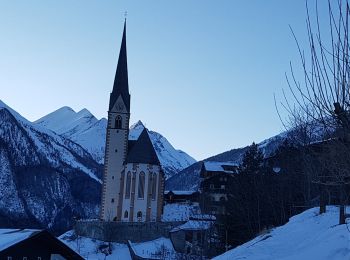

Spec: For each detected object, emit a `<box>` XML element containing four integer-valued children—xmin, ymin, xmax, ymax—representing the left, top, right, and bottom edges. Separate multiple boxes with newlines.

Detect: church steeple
<box><xmin>109</xmin><ymin>20</ymin><xmax>130</xmax><ymax>112</ymax></box>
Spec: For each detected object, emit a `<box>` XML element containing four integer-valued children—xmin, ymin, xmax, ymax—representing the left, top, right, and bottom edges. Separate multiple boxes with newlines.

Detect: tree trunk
<box><xmin>319</xmin><ymin>185</ymin><xmax>326</xmax><ymax>214</ymax></box>
<box><xmin>339</xmin><ymin>185</ymin><xmax>346</xmax><ymax>225</ymax></box>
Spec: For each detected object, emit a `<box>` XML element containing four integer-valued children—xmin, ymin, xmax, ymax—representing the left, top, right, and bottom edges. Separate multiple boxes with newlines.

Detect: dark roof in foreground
<box><xmin>126</xmin><ymin>128</ymin><xmax>160</xmax><ymax>165</ymax></box>
<box><xmin>0</xmin><ymin>229</ymin><xmax>83</xmax><ymax>259</ymax></box>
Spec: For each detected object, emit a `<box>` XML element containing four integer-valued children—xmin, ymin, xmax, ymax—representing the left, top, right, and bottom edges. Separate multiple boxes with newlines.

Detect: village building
<box><xmin>200</xmin><ymin>161</ymin><xmax>238</xmax><ymax>216</ymax></box>
<box><xmin>169</xmin><ymin>215</ymin><xmax>217</xmax><ymax>257</ymax></box>
<box><xmin>100</xmin><ymin>21</ymin><xmax>164</xmax><ymax>222</ymax></box>
<box><xmin>164</xmin><ymin>190</ymin><xmax>200</xmax><ymax>204</ymax></box>
<box><xmin>0</xmin><ymin>229</ymin><xmax>83</xmax><ymax>259</ymax></box>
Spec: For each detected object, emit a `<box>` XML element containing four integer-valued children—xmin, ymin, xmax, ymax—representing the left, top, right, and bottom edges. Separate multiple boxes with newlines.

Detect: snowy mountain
<box><xmin>214</xmin><ymin>206</ymin><xmax>350</xmax><ymax>260</ymax></box>
<box><xmin>35</xmin><ymin>106</ymin><xmax>107</xmax><ymax>164</ymax></box>
<box><xmin>35</xmin><ymin>108</ymin><xmax>196</xmax><ymax>179</ymax></box>
<box><xmin>0</xmin><ymin>100</ymin><xmax>102</xmax><ymax>234</ymax></box>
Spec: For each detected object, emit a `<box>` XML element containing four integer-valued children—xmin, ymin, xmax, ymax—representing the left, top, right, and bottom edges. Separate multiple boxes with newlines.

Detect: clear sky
<box><xmin>0</xmin><ymin>1</ymin><xmax>329</xmax><ymax>160</ymax></box>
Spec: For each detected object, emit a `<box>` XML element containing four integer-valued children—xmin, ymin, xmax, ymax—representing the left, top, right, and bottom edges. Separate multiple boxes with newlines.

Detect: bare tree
<box><xmin>276</xmin><ymin>0</ymin><xmax>350</xmax><ymax>224</ymax></box>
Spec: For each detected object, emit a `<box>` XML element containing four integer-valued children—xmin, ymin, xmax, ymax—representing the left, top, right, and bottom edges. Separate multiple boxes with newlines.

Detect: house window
<box><xmin>138</xmin><ymin>172</ymin><xmax>145</xmax><ymax>199</ymax></box>
<box><xmin>210</xmin><ymin>184</ymin><xmax>214</xmax><ymax>190</ymax></box>
<box><xmin>115</xmin><ymin>115</ymin><xmax>122</xmax><ymax>129</ymax></box>
<box><xmin>111</xmin><ymin>198</ymin><xmax>114</xmax><ymax>203</ymax></box>
<box><xmin>125</xmin><ymin>171</ymin><xmax>131</xmax><ymax>199</ymax></box>
<box><xmin>151</xmin><ymin>173</ymin><xmax>157</xmax><ymax>200</ymax></box>
<box><xmin>124</xmin><ymin>210</ymin><xmax>128</xmax><ymax>219</ymax></box>
<box><xmin>137</xmin><ymin>211</ymin><xmax>142</xmax><ymax>221</ymax></box>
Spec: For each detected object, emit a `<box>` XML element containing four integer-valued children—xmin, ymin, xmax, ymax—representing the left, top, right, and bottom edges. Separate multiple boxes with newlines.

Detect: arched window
<box><xmin>115</xmin><ymin>115</ymin><xmax>122</xmax><ymax>129</ymax></box>
<box><xmin>137</xmin><ymin>211</ymin><xmax>142</xmax><ymax>221</ymax></box>
<box><xmin>124</xmin><ymin>210</ymin><xmax>128</xmax><ymax>219</ymax></box>
<box><xmin>138</xmin><ymin>172</ymin><xmax>145</xmax><ymax>199</ymax></box>
<box><xmin>125</xmin><ymin>171</ymin><xmax>131</xmax><ymax>199</ymax></box>
<box><xmin>151</xmin><ymin>173</ymin><xmax>157</xmax><ymax>200</ymax></box>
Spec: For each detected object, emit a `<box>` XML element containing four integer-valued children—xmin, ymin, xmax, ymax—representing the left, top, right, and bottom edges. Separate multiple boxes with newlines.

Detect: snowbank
<box><xmin>214</xmin><ymin>206</ymin><xmax>350</xmax><ymax>260</ymax></box>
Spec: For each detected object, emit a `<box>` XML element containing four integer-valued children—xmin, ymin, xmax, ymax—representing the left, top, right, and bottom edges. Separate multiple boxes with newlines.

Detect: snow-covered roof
<box><xmin>170</xmin><ymin>220</ymin><xmax>212</xmax><ymax>232</ymax></box>
<box><xmin>128</xmin><ymin>237</ymin><xmax>175</xmax><ymax>259</ymax></box>
<box><xmin>162</xmin><ymin>203</ymin><xmax>201</xmax><ymax>222</ymax></box>
<box><xmin>164</xmin><ymin>190</ymin><xmax>198</xmax><ymax>195</ymax></box>
<box><xmin>204</xmin><ymin>161</ymin><xmax>238</xmax><ymax>173</ymax></box>
<box><xmin>0</xmin><ymin>229</ymin><xmax>40</xmax><ymax>251</ymax></box>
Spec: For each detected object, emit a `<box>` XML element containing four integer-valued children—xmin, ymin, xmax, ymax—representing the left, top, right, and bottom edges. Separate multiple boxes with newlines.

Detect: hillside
<box><xmin>214</xmin><ymin>206</ymin><xmax>350</xmax><ymax>260</ymax></box>
<box><xmin>166</xmin><ymin>133</ymin><xmax>286</xmax><ymax>191</ymax></box>
<box><xmin>0</xmin><ymin>100</ymin><xmax>102</xmax><ymax>234</ymax></box>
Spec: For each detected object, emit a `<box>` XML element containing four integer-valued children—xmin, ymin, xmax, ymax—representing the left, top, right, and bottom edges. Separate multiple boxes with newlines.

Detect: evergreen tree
<box><xmin>239</xmin><ymin>142</ymin><xmax>264</xmax><ymax>174</ymax></box>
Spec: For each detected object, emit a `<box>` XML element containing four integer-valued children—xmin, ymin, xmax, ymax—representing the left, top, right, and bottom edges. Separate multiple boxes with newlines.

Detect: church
<box><xmin>100</xmin><ymin>21</ymin><xmax>164</xmax><ymax>222</ymax></box>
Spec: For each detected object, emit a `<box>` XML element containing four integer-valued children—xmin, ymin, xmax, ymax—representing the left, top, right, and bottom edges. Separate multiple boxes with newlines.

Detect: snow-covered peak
<box><xmin>130</xmin><ymin>120</ymin><xmax>144</xmax><ymax>129</ymax></box>
<box><xmin>34</xmin><ymin>106</ymin><xmax>98</xmax><ymax>135</ymax></box>
<box><xmin>129</xmin><ymin>121</ymin><xmax>145</xmax><ymax>140</ymax></box>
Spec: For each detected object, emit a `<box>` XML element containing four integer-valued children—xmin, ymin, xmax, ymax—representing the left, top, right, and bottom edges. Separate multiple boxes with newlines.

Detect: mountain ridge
<box><xmin>35</xmin><ymin>106</ymin><xmax>196</xmax><ymax>178</ymax></box>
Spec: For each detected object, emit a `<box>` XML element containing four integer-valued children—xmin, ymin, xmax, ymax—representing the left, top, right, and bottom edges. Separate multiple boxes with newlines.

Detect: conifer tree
<box><xmin>239</xmin><ymin>142</ymin><xmax>264</xmax><ymax>174</ymax></box>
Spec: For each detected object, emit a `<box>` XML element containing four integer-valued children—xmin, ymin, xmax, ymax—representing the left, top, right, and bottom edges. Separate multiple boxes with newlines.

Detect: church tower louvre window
<box><xmin>115</xmin><ymin>115</ymin><xmax>122</xmax><ymax>129</ymax></box>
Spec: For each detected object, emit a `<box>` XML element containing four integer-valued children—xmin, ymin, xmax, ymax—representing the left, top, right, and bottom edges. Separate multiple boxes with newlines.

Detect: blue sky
<box><xmin>0</xmin><ymin>1</ymin><xmax>329</xmax><ymax>160</ymax></box>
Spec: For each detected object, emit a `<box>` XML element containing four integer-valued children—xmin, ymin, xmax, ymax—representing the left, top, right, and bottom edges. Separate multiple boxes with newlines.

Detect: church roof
<box><xmin>109</xmin><ymin>20</ymin><xmax>130</xmax><ymax>112</ymax></box>
<box><xmin>126</xmin><ymin>128</ymin><xmax>160</xmax><ymax>165</ymax></box>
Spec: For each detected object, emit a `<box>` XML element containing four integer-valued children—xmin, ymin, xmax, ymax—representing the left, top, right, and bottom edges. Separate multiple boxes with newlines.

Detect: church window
<box><xmin>115</xmin><ymin>115</ymin><xmax>122</xmax><ymax>129</ymax></box>
<box><xmin>137</xmin><ymin>211</ymin><xmax>142</xmax><ymax>221</ymax></box>
<box><xmin>124</xmin><ymin>210</ymin><xmax>128</xmax><ymax>219</ymax></box>
<box><xmin>151</xmin><ymin>173</ymin><xmax>157</xmax><ymax>200</ymax></box>
<box><xmin>125</xmin><ymin>171</ymin><xmax>131</xmax><ymax>199</ymax></box>
<box><xmin>138</xmin><ymin>172</ymin><xmax>145</xmax><ymax>199</ymax></box>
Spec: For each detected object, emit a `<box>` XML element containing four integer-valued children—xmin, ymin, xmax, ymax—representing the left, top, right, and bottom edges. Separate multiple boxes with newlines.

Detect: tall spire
<box><xmin>109</xmin><ymin>20</ymin><xmax>130</xmax><ymax>112</ymax></box>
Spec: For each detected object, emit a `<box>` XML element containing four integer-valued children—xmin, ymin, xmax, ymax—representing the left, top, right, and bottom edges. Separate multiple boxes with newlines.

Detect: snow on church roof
<box><xmin>0</xmin><ymin>229</ymin><xmax>40</xmax><ymax>251</ymax></box>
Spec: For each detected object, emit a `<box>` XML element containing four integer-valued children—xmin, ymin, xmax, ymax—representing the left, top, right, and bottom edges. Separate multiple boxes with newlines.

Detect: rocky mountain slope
<box><xmin>0</xmin><ymin>100</ymin><xmax>102</xmax><ymax>234</ymax></box>
<box><xmin>35</xmin><ymin>107</ymin><xmax>196</xmax><ymax>179</ymax></box>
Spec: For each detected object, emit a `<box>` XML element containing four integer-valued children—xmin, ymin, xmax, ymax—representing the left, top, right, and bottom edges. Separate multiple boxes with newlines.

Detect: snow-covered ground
<box><xmin>129</xmin><ymin>237</ymin><xmax>175</xmax><ymax>259</ymax></box>
<box><xmin>214</xmin><ymin>206</ymin><xmax>350</xmax><ymax>260</ymax></box>
<box><xmin>59</xmin><ymin>231</ymin><xmax>175</xmax><ymax>260</ymax></box>
<box><xmin>59</xmin><ymin>230</ymin><xmax>132</xmax><ymax>260</ymax></box>
<box><xmin>162</xmin><ymin>203</ymin><xmax>201</xmax><ymax>222</ymax></box>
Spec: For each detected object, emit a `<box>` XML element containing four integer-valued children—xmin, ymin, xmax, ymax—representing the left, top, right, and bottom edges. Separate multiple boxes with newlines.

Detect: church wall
<box><xmin>120</xmin><ymin>163</ymin><xmax>162</xmax><ymax>222</ymax></box>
